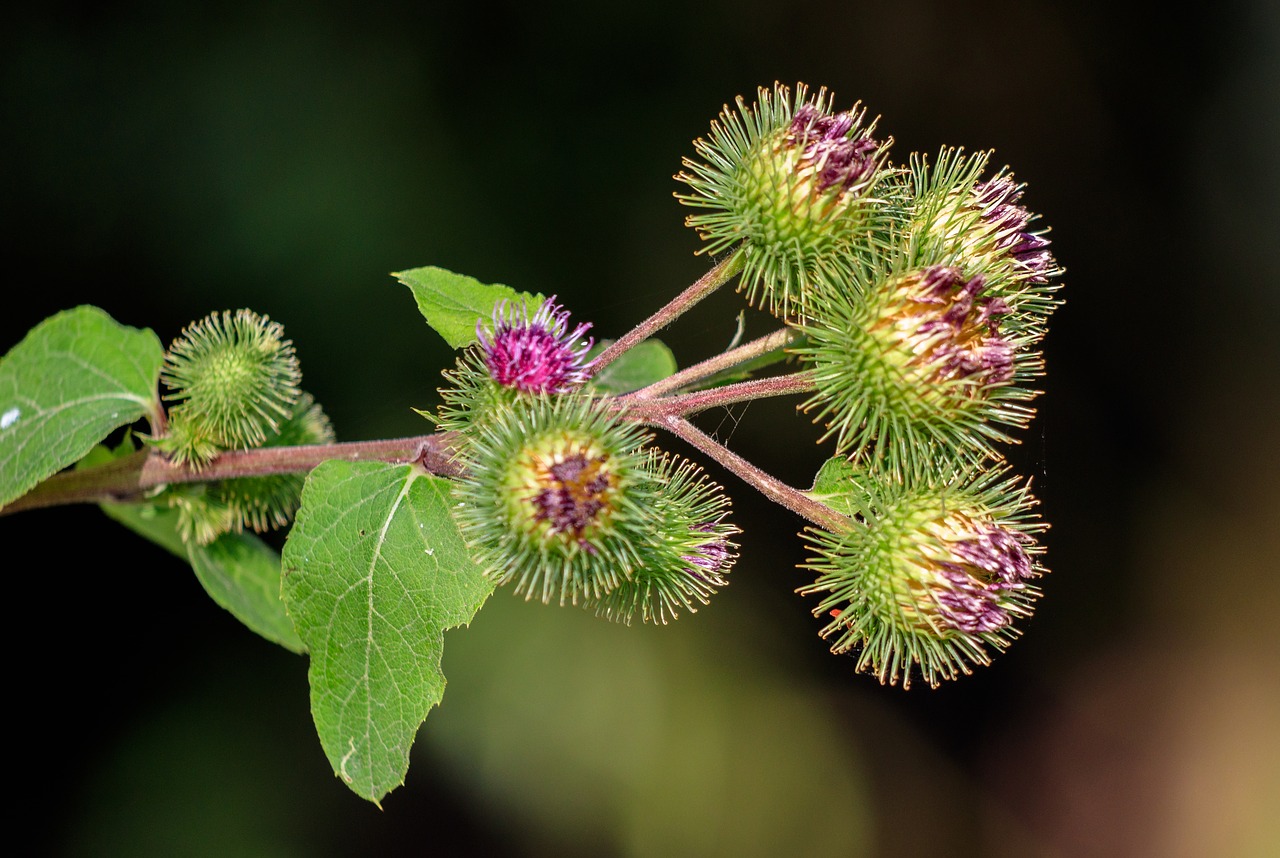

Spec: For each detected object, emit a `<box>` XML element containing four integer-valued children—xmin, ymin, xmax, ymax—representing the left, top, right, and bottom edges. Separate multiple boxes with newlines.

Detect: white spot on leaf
<box><xmin>0</xmin><ymin>407</ymin><xmax>19</xmax><ymax>430</ymax></box>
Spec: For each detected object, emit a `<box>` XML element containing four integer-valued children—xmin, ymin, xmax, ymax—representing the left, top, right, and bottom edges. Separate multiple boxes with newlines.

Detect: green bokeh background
<box><xmin>4</xmin><ymin>2</ymin><xmax>1278</xmax><ymax>855</ymax></box>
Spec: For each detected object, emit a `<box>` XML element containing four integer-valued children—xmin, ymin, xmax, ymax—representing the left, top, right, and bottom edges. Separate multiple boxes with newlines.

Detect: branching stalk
<box><xmin>590</xmin><ymin>251</ymin><xmax>744</xmax><ymax>373</ymax></box>
<box><xmin>622</xmin><ymin>327</ymin><xmax>802</xmax><ymax>399</ymax></box>
<box><xmin>656</xmin><ymin>415</ymin><xmax>852</xmax><ymax>533</ymax></box>
<box><xmin>620</xmin><ymin>372</ymin><xmax>815</xmax><ymax>420</ymax></box>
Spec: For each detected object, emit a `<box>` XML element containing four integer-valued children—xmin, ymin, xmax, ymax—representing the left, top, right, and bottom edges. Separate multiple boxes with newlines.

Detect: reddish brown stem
<box><xmin>590</xmin><ymin>251</ymin><xmax>744</xmax><ymax>374</ymax></box>
<box><xmin>1</xmin><ymin>434</ymin><xmax>460</xmax><ymax>515</ymax></box>
<box><xmin>656</xmin><ymin>415</ymin><xmax>851</xmax><ymax>533</ymax></box>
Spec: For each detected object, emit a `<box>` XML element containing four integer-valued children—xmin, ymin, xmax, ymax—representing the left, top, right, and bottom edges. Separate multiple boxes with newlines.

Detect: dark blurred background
<box><xmin>3</xmin><ymin>2</ymin><xmax>1278</xmax><ymax>856</ymax></box>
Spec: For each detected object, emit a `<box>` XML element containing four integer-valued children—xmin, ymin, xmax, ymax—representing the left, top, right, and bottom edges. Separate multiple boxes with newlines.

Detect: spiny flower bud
<box><xmin>908</xmin><ymin>149</ymin><xmax>1062</xmax><ymax>328</ymax></box>
<box><xmin>797</xmin><ymin>263</ymin><xmax>1042</xmax><ymax>468</ymax></box>
<box><xmin>476</xmin><ymin>296</ymin><xmax>594</xmax><ymax>394</ymax></box>
<box><xmin>799</xmin><ymin>459</ymin><xmax>1045</xmax><ymax>688</ymax></box>
<box><xmin>676</xmin><ymin>82</ymin><xmax>893</xmax><ymax>320</ymax></box>
<box><xmin>160</xmin><ymin>309</ymin><xmax>301</xmax><ymax>467</ymax></box>
<box><xmin>451</xmin><ymin>395</ymin><xmax>652</xmax><ymax>605</ymax></box>
<box><xmin>586</xmin><ymin>454</ymin><xmax>738</xmax><ymax>625</ymax></box>
<box><xmin>452</xmin><ymin>396</ymin><xmax>740</xmax><ymax>619</ymax></box>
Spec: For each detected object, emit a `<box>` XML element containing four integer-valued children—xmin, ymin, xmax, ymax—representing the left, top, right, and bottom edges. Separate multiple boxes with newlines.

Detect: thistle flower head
<box><xmin>797</xmin><ymin>262</ymin><xmax>1042</xmax><ymax>469</ymax></box>
<box><xmin>160</xmin><ymin>309</ymin><xmax>301</xmax><ymax>467</ymax></box>
<box><xmin>799</xmin><ymin>459</ymin><xmax>1045</xmax><ymax>688</ymax></box>
<box><xmin>451</xmin><ymin>396</ymin><xmax>739</xmax><ymax>619</ymax></box>
<box><xmin>972</xmin><ymin>175</ymin><xmax>1057</xmax><ymax>286</ymax></box>
<box><xmin>476</xmin><ymin>296</ymin><xmax>594</xmax><ymax>394</ymax></box>
<box><xmin>451</xmin><ymin>395</ymin><xmax>652</xmax><ymax>604</ymax></box>
<box><xmin>908</xmin><ymin>149</ymin><xmax>1063</xmax><ymax>329</ymax></box>
<box><xmin>676</xmin><ymin>82</ymin><xmax>894</xmax><ymax>319</ymax></box>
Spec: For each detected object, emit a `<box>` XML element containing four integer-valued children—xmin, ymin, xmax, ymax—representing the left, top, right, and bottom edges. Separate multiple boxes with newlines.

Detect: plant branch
<box><xmin>620</xmin><ymin>371</ymin><xmax>815</xmax><ymax>421</ymax></box>
<box><xmin>590</xmin><ymin>250</ymin><xmax>744</xmax><ymax>374</ymax></box>
<box><xmin>622</xmin><ymin>327</ymin><xmax>802</xmax><ymax>399</ymax></box>
<box><xmin>655</xmin><ymin>415</ymin><xmax>851</xmax><ymax>533</ymax></box>
<box><xmin>1</xmin><ymin>434</ymin><xmax>461</xmax><ymax>515</ymax></box>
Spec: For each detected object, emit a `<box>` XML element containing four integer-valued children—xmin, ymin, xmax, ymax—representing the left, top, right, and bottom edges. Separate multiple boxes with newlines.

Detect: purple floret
<box><xmin>477</xmin><ymin>297</ymin><xmax>595</xmax><ymax>394</ymax></box>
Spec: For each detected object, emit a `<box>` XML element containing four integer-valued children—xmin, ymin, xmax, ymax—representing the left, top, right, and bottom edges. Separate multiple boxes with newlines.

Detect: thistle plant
<box><xmin>0</xmin><ymin>82</ymin><xmax>1062</xmax><ymax>805</ymax></box>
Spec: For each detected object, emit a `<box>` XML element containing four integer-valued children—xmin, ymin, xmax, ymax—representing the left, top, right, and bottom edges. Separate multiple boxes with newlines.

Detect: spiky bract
<box><xmin>799</xmin><ymin>458</ymin><xmax>1045</xmax><ymax>688</ymax></box>
<box><xmin>451</xmin><ymin>395</ymin><xmax>738</xmax><ymax>619</ymax></box>
<box><xmin>586</xmin><ymin>452</ymin><xmax>738</xmax><ymax>624</ymax></box>
<box><xmin>796</xmin><ymin>260</ymin><xmax>1044</xmax><ymax>471</ymax></box>
<box><xmin>676</xmin><ymin>82</ymin><xmax>895</xmax><ymax>320</ymax></box>
<box><xmin>432</xmin><ymin>349</ymin><xmax>522</xmax><ymax>438</ymax></box>
<box><xmin>160</xmin><ymin>309</ymin><xmax>301</xmax><ymax>467</ymax></box>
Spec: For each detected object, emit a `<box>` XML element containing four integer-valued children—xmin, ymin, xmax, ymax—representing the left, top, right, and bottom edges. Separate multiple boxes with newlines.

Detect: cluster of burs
<box><xmin>153</xmin><ymin>83</ymin><xmax>1062</xmax><ymax>690</ymax></box>
<box><xmin>433</xmin><ymin>83</ymin><xmax>1063</xmax><ymax>689</ymax></box>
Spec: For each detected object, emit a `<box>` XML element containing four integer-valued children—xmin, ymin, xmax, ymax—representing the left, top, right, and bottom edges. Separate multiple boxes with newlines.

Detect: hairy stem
<box><xmin>656</xmin><ymin>415</ymin><xmax>851</xmax><ymax>533</ymax></box>
<box><xmin>590</xmin><ymin>250</ymin><xmax>744</xmax><ymax>374</ymax></box>
<box><xmin>622</xmin><ymin>327</ymin><xmax>802</xmax><ymax>399</ymax></box>
<box><xmin>1</xmin><ymin>434</ymin><xmax>460</xmax><ymax>515</ymax></box>
<box><xmin>619</xmin><ymin>371</ymin><xmax>815</xmax><ymax>421</ymax></box>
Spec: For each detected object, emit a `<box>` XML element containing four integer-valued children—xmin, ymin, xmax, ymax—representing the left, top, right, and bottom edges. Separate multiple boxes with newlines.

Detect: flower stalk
<box><xmin>620</xmin><ymin>327</ymin><xmax>802</xmax><ymax>399</ymax></box>
<box><xmin>589</xmin><ymin>251</ymin><xmax>744</xmax><ymax>374</ymax></box>
<box><xmin>657</xmin><ymin>415</ymin><xmax>850</xmax><ymax>533</ymax></box>
<box><xmin>0</xmin><ymin>435</ymin><xmax>461</xmax><ymax>514</ymax></box>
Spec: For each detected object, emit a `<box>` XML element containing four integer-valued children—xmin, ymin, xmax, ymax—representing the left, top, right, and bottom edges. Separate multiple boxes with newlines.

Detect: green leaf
<box><xmin>807</xmin><ymin>456</ymin><xmax>863</xmax><ymax>518</ymax></box>
<box><xmin>394</xmin><ymin>265</ymin><xmax>542</xmax><ymax>349</ymax></box>
<box><xmin>102</xmin><ymin>501</ymin><xmax>306</xmax><ymax>653</ymax></box>
<box><xmin>0</xmin><ymin>306</ymin><xmax>163</xmax><ymax>509</ymax></box>
<box><xmin>587</xmin><ymin>339</ymin><xmax>677</xmax><ymax>394</ymax></box>
<box><xmin>189</xmin><ymin>534</ymin><xmax>306</xmax><ymax>653</ymax></box>
<box><xmin>280</xmin><ymin>460</ymin><xmax>494</xmax><ymax>804</ymax></box>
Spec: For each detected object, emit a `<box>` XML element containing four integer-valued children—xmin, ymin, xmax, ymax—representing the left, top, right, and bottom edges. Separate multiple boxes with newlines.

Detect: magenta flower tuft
<box><xmin>974</xmin><ymin>176</ymin><xmax>1057</xmax><ymax>284</ymax></box>
<box><xmin>529</xmin><ymin>449</ymin><xmax>616</xmax><ymax>551</ymax></box>
<box><xmin>931</xmin><ymin>523</ymin><xmax>1037</xmax><ymax>633</ymax></box>
<box><xmin>476</xmin><ymin>297</ymin><xmax>595</xmax><ymax>393</ymax></box>
<box><xmin>787</xmin><ymin>103</ymin><xmax>881</xmax><ymax>195</ymax></box>
<box><xmin>885</xmin><ymin>265</ymin><xmax>1016</xmax><ymax>388</ymax></box>
<box><xmin>681</xmin><ymin>522</ymin><xmax>733</xmax><ymax>583</ymax></box>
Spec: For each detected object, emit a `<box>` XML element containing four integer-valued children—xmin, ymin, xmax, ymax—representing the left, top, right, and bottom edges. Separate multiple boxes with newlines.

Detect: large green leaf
<box><xmin>587</xmin><ymin>339</ymin><xmax>677</xmax><ymax>395</ymax></box>
<box><xmin>280</xmin><ymin>460</ymin><xmax>494</xmax><ymax>804</ymax></box>
<box><xmin>102</xmin><ymin>500</ymin><xmax>306</xmax><ymax>653</ymax></box>
<box><xmin>0</xmin><ymin>306</ymin><xmax>163</xmax><ymax>508</ymax></box>
<box><xmin>394</xmin><ymin>265</ymin><xmax>542</xmax><ymax>349</ymax></box>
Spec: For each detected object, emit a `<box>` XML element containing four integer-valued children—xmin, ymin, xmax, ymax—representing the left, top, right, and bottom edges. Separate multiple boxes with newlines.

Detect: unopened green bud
<box><xmin>160</xmin><ymin>309</ymin><xmax>301</xmax><ymax>467</ymax></box>
<box><xmin>168</xmin><ymin>392</ymin><xmax>334</xmax><ymax>544</ymax></box>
